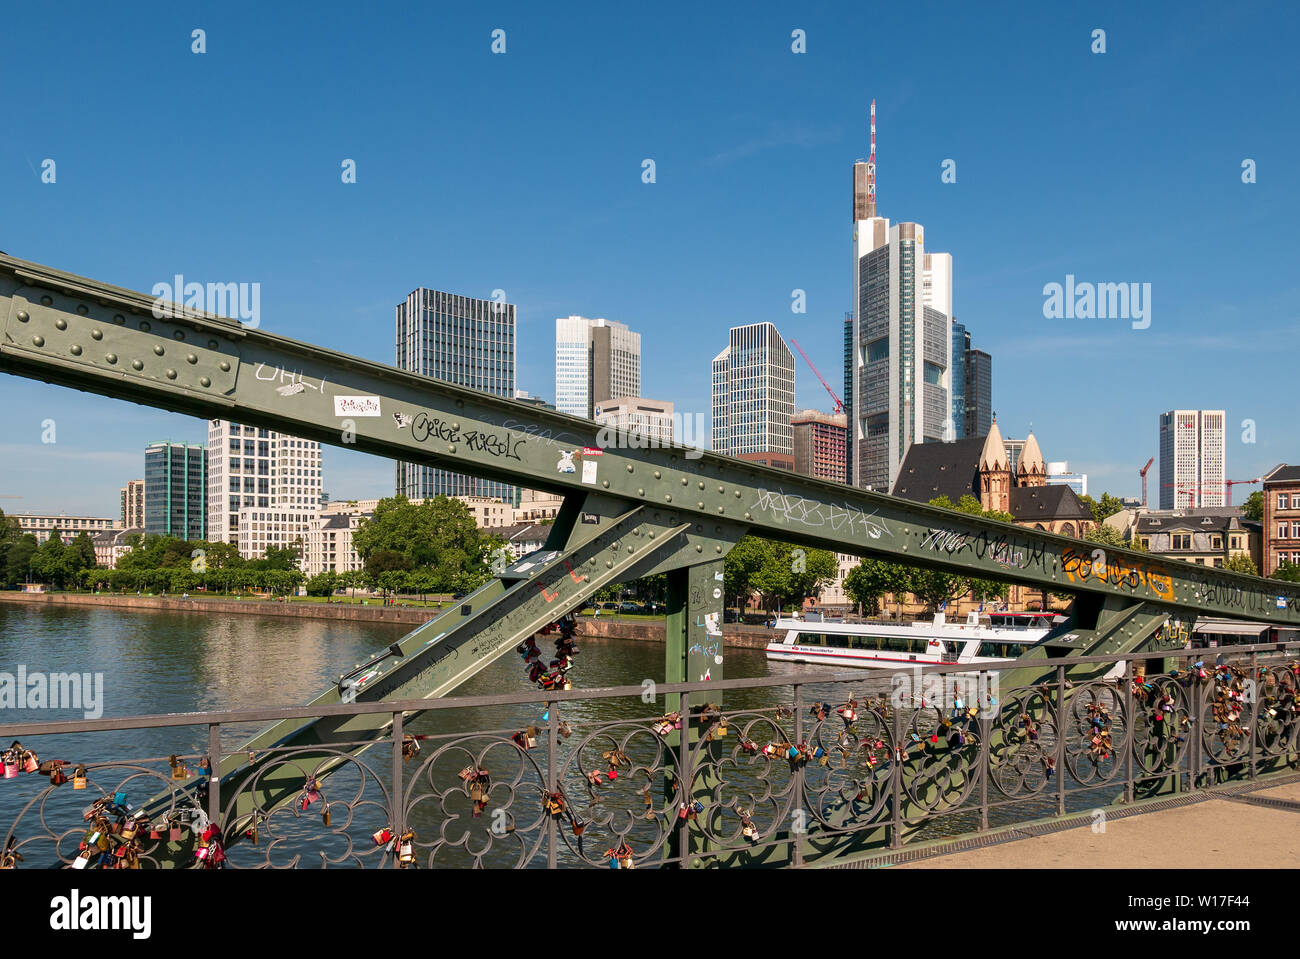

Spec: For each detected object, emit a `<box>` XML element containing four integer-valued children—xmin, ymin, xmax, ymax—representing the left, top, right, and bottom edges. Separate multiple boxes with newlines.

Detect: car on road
<box><xmin>619</xmin><ymin>601</ymin><xmax>644</xmax><ymax>614</ymax></box>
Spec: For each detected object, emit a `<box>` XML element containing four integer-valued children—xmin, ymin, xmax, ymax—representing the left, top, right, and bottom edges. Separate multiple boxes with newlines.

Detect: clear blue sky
<box><xmin>2</xmin><ymin>0</ymin><xmax>1296</xmax><ymax>517</ymax></box>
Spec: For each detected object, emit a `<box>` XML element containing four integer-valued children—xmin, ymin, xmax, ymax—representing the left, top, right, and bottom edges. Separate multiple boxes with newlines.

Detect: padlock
<box><xmin>397</xmin><ymin>831</ymin><xmax>417</xmax><ymax>866</ymax></box>
<box><xmin>373</xmin><ymin>827</ymin><xmax>393</xmax><ymax>846</ymax></box>
<box><xmin>22</xmin><ymin>751</ymin><xmax>39</xmax><ymax>774</ymax></box>
<box><xmin>169</xmin><ymin>755</ymin><xmax>188</xmax><ymax>780</ymax></box>
<box><xmin>49</xmin><ymin>767</ymin><xmax>68</xmax><ymax>787</ymax></box>
<box><xmin>322</xmin><ymin>803</ymin><xmax>331</xmax><ymax>827</ymax></box>
<box><xmin>402</xmin><ymin>735</ymin><xmax>421</xmax><ymax>761</ymax></box>
<box><xmin>2</xmin><ymin>759</ymin><xmax>16</xmax><ymax>779</ymax></box>
<box><xmin>169</xmin><ymin>824</ymin><xmax>183</xmax><ymax>842</ymax></box>
<box><xmin>71</xmin><ymin>849</ymin><xmax>93</xmax><ymax>870</ymax></box>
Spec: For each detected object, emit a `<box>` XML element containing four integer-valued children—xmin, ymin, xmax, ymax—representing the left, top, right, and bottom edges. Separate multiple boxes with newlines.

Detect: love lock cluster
<box><xmin>518</xmin><ymin>615</ymin><xmax>579</xmax><ymax>692</ymax></box>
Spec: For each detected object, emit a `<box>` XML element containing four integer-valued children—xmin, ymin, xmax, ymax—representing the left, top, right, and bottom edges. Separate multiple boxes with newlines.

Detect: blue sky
<box><xmin>2</xmin><ymin>0</ymin><xmax>1297</xmax><ymax>517</ymax></box>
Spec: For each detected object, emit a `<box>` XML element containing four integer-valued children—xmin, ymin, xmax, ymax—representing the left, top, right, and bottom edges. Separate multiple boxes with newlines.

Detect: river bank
<box><xmin>0</xmin><ymin>590</ymin><xmax>777</xmax><ymax>648</ymax></box>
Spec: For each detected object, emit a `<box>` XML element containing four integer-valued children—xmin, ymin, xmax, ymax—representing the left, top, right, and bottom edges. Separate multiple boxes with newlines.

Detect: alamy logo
<box><xmin>0</xmin><ymin>667</ymin><xmax>103</xmax><ymax>719</ymax></box>
<box><xmin>1042</xmin><ymin>274</ymin><xmax>1151</xmax><ymax>330</ymax></box>
<box><xmin>594</xmin><ymin>412</ymin><xmax>707</xmax><ymax>459</ymax></box>
<box><xmin>50</xmin><ymin>890</ymin><xmax>151</xmax><ymax>939</ymax></box>
<box><xmin>151</xmin><ymin>274</ymin><xmax>261</xmax><ymax>328</ymax></box>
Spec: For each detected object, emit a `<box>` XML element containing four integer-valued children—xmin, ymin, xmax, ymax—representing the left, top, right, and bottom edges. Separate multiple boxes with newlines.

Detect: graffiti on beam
<box><xmin>1061</xmin><ymin>546</ymin><xmax>1175</xmax><ymax>602</ymax></box>
<box><xmin>749</xmin><ymin>489</ymin><xmax>891</xmax><ymax>540</ymax></box>
<box><xmin>919</xmin><ymin>526</ymin><xmax>1049</xmax><ymax>573</ymax></box>
<box><xmin>255</xmin><ymin>363</ymin><xmax>327</xmax><ymax>396</ymax></box>
<box><xmin>408</xmin><ymin>411</ymin><xmax>525</xmax><ymax>461</ymax></box>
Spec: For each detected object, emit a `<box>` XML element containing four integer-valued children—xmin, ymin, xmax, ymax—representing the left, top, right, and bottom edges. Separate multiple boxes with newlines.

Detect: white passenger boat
<box><xmin>764</xmin><ymin>610</ymin><xmax>1063</xmax><ymax>669</ymax></box>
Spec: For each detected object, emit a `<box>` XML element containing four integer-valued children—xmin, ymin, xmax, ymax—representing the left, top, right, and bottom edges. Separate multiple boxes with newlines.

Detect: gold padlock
<box><xmin>72</xmin><ymin>765</ymin><xmax>88</xmax><ymax>790</ymax></box>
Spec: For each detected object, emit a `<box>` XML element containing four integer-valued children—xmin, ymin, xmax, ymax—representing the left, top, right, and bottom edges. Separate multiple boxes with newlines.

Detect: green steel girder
<box><xmin>2</xmin><ymin>250</ymin><xmax>1298</xmax><ymax>626</ymax></box>
<box><xmin>143</xmin><ymin>501</ymin><xmax>734</xmax><ymax>837</ymax></box>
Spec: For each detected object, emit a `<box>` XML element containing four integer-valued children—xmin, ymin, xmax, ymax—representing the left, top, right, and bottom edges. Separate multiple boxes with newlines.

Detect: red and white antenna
<box><xmin>866</xmin><ymin>99</ymin><xmax>877</xmax><ymax>217</ymax></box>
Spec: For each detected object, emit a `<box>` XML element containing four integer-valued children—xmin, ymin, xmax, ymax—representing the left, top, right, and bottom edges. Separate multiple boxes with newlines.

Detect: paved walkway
<box><xmin>897</xmin><ymin>782</ymin><xmax>1300</xmax><ymax>869</ymax></box>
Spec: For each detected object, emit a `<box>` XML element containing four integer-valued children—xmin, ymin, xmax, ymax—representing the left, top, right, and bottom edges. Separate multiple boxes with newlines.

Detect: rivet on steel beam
<box><xmin>166</xmin><ymin>369</ymin><xmax>177</xmax><ymax>379</ymax></box>
<box><xmin>55</xmin><ymin>318</ymin><xmax>67</xmax><ymax>330</ymax></box>
<box><xmin>716</xmin><ymin>507</ymin><xmax>724</xmax><ymax>514</ymax></box>
<box><xmin>200</xmin><ymin>377</ymin><xmax>211</xmax><ymax>387</ymax></box>
<box><xmin>40</xmin><ymin>295</ymin><xmax>52</xmax><ymax>306</ymax></box>
<box><xmin>451</xmin><ymin>423</ymin><xmax>460</xmax><ymax>430</ymax></box>
<box><xmin>602</xmin><ymin>480</ymin><xmax>609</xmax><ymax>488</ymax></box>
<box><xmin>637</xmin><ymin>488</ymin><xmax>644</xmax><ymax>496</ymax></box>
<box><xmin>114</xmin><ymin>314</ymin><xmax>125</xmax><ymax>324</ymax></box>
<box><xmin>220</xmin><ymin>361</ymin><xmax>231</xmax><ymax>372</ymax></box>
<box><xmin>697</xmin><ymin>481</ymin><xmax>704</xmax><ymax>490</ymax></box>
<box><xmin>70</xmin><ymin>345</ymin><xmax>82</xmax><ymax>356</ymax></box>
<box><xmin>448</xmin><ymin>445</ymin><xmax>457</xmax><ymax>453</ymax></box>
<box><xmin>132</xmin><ymin>360</ymin><xmax>143</xmax><ymax>371</ymax></box>
<box><xmin>695</xmin><ymin>545</ymin><xmax>703</xmax><ymax>553</ymax></box>
<box><xmin>173</xmin><ymin>330</ymin><xmax>185</xmax><ymax>340</ymax></box>
<box><xmin>139</xmin><ymin>321</ymin><xmax>151</xmax><ymax>332</ymax></box>
<box><xmin>606</xmin><ymin>561</ymin><xmax>613</xmax><ymax>569</ymax></box>
<box><xmin>76</xmin><ymin>304</ymin><xmax>89</xmax><ymax>315</ymax></box>
<box><xmin>105</xmin><ymin>353</ymin><xmax>117</xmax><ymax>364</ymax></box>
<box><xmin>654</xmin><ymin>470</ymin><xmax>661</xmax><ymax>479</ymax></box>
<box><xmin>718</xmin><ymin>486</ymin><xmax>724</xmax><ymax>493</ymax></box>
<box><xmin>744</xmin><ymin>512</ymin><xmax>751</xmax><ymax>520</ymax></box>
<box><xmin>15</xmin><ymin>311</ymin><xmax>28</xmax><ymax>322</ymax></box>
<box><xmin>627</xmin><ymin>546</ymin><xmax>633</xmax><ymax>554</ymax></box>
<box><xmin>626</xmin><ymin>464</ymin><xmax>633</xmax><ymax>473</ymax></box>
<box><xmin>697</xmin><ymin>501</ymin><xmax>703</xmax><ymax>509</ymax></box>
<box><xmin>32</xmin><ymin>335</ymin><xmax>44</xmax><ymax>347</ymax></box>
<box><xmin>208</xmin><ymin>339</ymin><xmax>219</xmax><ymax>349</ymax></box>
<box><xmin>735</xmin><ymin>490</ymin><xmax>741</xmax><ymax>498</ymax></box>
<box><xmin>680</xmin><ymin>477</ymin><xmax>687</xmax><ymax>486</ymax></box>
<box><xmin>665</xmin><ymin>494</ymin><xmax>672</xmax><ymax>502</ymax></box>
<box><xmin>154</xmin><ymin>345</ymin><xmax>165</xmax><ymax>356</ymax></box>
<box><xmin>187</xmin><ymin>353</ymin><xmax>198</xmax><ymax>364</ymax></box>
<box><xmin>715</xmin><ymin>545</ymin><xmax>722</xmax><ymax>553</ymax></box>
<box><xmin>91</xmin><ymin>329</ymin><xmax>102</xmax><ymax>340</ymax></box>
<box><xmin>456</xmin><ymin>400</ymin><xmax>465</xmax><ymax>409</ymax></box>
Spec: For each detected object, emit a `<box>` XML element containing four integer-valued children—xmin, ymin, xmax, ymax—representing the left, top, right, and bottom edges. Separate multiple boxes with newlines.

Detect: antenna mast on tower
<box><xmin>866</xmin><ymin>99</ymin><xmax>877</xmax><ymax>217</ymax></box>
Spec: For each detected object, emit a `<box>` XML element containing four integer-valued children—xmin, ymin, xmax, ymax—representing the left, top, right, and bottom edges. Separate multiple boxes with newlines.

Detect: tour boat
<box><xmin>764</xmin><ymin>610</ymin><xmax>1064</xmax><ymax>669</ymax></box>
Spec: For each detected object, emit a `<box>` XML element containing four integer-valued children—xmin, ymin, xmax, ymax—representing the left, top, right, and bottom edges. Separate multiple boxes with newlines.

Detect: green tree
<box><xmin>1240</xmin><ymin>491</ymin><xmax>1264</xmax><ymax>522</ymax></box>
<box><xmin>722</xmin><ymin>536</ymin><xmax>771</xmax><ymax>611</ymax></box>
<box><xmin>1223</xmin><ymin>553</ymin><xmax>1258</xmax><ymax>576</ymax></box>
<box><xmin>1271</xmin><ymin>562</ymin><xmax>1300</xmax><ymax>583</ymax></box>
<box><xmin>4</xmin><ymin>534</ymin><xmax>38</xmax><ymax>587</ymax></box>
<box><xmin>904</xmin><ymin>568</ymin><xmax>970</xmax><ymax>613</ymax></box>
<box><xmin>305</xmin><ymin>571</ymin><xmax>339</xmax><ymax>597</ymax></box>
<box><xmin>1083</xmin><ymin>523</ymin><xmax>1130</xmax><ymax>549</ymax></box>
<box><xmin>843</xmin><ymin>559</ymin><xmax>908</xmax><ymax>615</ymax></box>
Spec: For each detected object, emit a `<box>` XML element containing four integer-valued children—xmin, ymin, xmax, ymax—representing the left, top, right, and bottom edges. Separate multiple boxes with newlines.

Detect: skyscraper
<box><xmin>849</xmin><ymin>101</ymin><xmax>956</xmax><ymax>491</ymax></box>
<box><xmin>843</xmin><ymin>311</ymin><xmax>854</xmax><ymax>481</ymax></box>
<box><xmin>395</xmin><ymin>288</ymin><xmax>516</xmax><ymax>502</ymax></box>
<box><xmin>792</xmin><ymin>410</ymin><xmax>848</xmax><ymax>481</ymax></box>
<box><xmin>964</xmin><ymin>348</ymin><xmax>992</xmax><ymax>439</ymax></box>
<box><xmin>555</xmin><ymin>316</ymin><xmax>641</xmax><ymax>419</ymax></box>
<box><xmin>711</xmin><ymin>322</ymin><xmax>795</xmax><ymax>457</ymax></box>
<box><xmin>206</xmin><ymin>420</ymin><xmax>321</xmax><ymax>557</ymax></box>
<box><xmin>144</xmin><ymin>442</ymin><xmax>206</xmax><ymax>540</ymax></box>
<box><xmin>120</xmin><ymin>480</ymin><xmax>145</xmax><ymax>529</ymax></box>
<box><xmin>1159</xmin><ymin>410</ymin><xmax>1226</xmax><ymax>508</ymax></box>
<box><xmin>950</xmin><ymin>323</ymin><xmax>968</xmax><ymax>441</ymax></box>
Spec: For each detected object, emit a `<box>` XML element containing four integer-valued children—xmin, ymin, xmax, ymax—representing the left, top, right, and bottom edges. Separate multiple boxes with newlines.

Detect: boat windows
<box><xmin>976</xmin><ymin>642</ymin><xmax>1017</xmax><ymax>659</ymax></box>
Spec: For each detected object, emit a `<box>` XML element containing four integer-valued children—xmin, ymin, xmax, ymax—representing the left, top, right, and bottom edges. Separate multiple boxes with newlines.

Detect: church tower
<box><xmin>978</xmin><ymin>416</ymin><xmax>1011</xmax><ymax>512</ymax></box>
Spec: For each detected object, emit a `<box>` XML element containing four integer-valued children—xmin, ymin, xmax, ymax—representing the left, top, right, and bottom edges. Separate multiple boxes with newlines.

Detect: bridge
<box><xmin>2</xmin><ymin>250</ymin><xmax>1299</xmax><ymax>868</ymax></box>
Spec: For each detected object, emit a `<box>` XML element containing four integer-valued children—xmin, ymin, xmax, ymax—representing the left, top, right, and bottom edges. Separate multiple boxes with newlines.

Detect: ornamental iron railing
<box><xmin>2</xmin><ymin>641</ymin><xmax>1297</xmax><ymax>869</ymax></box>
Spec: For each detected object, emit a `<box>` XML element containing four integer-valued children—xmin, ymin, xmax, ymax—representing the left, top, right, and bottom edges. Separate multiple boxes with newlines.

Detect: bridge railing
<box><xmin>2</xmin><ymin>641</ymin><xmax>1298</xmax><ymax>869</ymax></box>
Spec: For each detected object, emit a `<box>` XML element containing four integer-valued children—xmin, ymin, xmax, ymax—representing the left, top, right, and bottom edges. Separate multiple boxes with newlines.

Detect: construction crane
<box><xmin>1139</xmin><ymin>458</ymin><xmax>1154</xmax><ymax>506</ymax></box>
<box><xmin>1163</xmin><ymin>479</ymin><xmax>1261</xmax><ymax>508</ymax></box>
<box><xmin>790</xmin><ymin>338</ymin><xmax>844</xmax><ymax>415</ymax></box>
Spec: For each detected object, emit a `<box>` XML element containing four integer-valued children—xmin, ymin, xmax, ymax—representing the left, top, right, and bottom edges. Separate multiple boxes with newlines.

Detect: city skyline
<box><xmin>2</xmin><ymin>4</ymin><xmax>1296</xmax><ymax>515</ymax></box>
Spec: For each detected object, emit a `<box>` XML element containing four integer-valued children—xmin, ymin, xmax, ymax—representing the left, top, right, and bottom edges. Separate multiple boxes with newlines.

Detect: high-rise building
<box><xmin>594</xmin><ymin>396</ymin><xmax>674</xmax><ymax>446</ymax></box>
<box><xmin>964</xmin><ymin>348</ymin><xmax>992</xmax><ymax>440</ymax></box>
<box><xmin>1046</xmin><ymin>460</ymin><xmax>1088</xmax><ymax>497</ymax></box>
<box><xmin>206</xmin><ymin>420</ymin><xmax>321</xmax><ymax>558</ymax></box>
<box><xmin>1159</xmin><ymin>410</ymin><xmax>1226</xmax><ymax>509</ymax></box>
<box><xmin>950</xmin><ymin>324</ymin><xmax>968</xmax><ymax>441</ymax></box>
<box><xmin>1003</xmin><ymin>436</ymin><xmax>1027</xmax><ymax>475</ymax></box>
<box><xmin>144</xmin><ymin>442</ymin><xmax>206</xmax><ymax>540</ymax></box>
<box><xmin>792</xmin><ymin>410</ymin><xmax>848</xmax><ymax>481</ymax></box>
<box><xmin>395</xmin><ymin>288</ymin><xmax>516</xmax><ymax>502</ymax></box>
<box><xmin>848</xmin><ymin>101</ymin><xmax>955</xmax><ymax>491</ymax></box>
<box><xmin>711</xmin><ymin>322</ymin><xmax>795</xmax><ymax>458</ymax></box>
<box><xmin>843</xmin><ymin>311</ymin><xmax>854</xmax><ymax>482</ymax></box>
<box><xmin>13</xmin><ymin>514</ymin><xmax>116</xmax><ymax>545</ymax></box>
<box><xmin>120</xmin><ymin>480</ymin><xmax>145</xmax><ymax>529</ymax></box>
<box><xmin>555</xmin><ymin>317</ymin><xmax>641</xmax><ymax>419</ymax></box>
